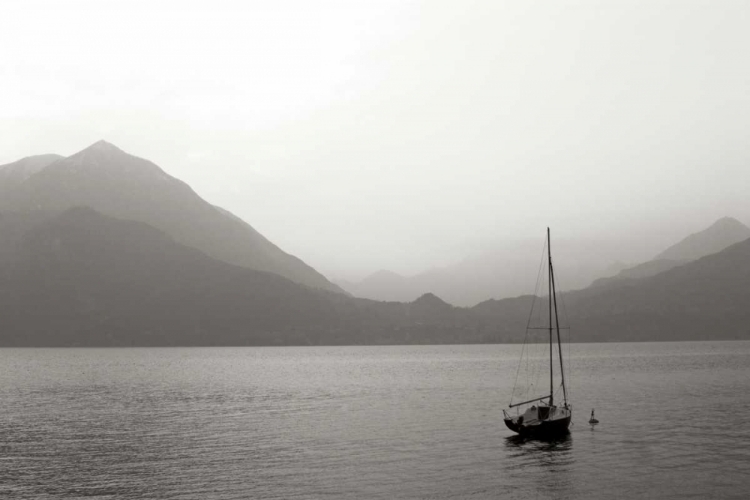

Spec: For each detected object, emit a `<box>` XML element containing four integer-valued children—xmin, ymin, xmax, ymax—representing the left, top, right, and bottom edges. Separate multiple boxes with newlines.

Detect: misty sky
<box><xmin>2</xmin><ymin>0</ymin><xmax>749</xmax><ymax>280</ymax></box>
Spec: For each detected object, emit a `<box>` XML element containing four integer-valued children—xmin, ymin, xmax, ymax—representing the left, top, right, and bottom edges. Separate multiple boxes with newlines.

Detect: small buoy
<box><xmin>589</xmin><ymin>409</ymin><xmax>599</xmax><ymax>425</ymax></box>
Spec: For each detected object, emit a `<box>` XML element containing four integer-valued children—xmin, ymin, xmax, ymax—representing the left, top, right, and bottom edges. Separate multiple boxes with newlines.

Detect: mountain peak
<box><xmin>58</xmin><ymin>141</ymin><xmax>170</xmax><ymax>180</ymax></box>
<box><xmin>62</xmin><ymin>140</ymin><xmax>133</xmax><ymax>168</ymax></box>
<box><xmin>74</xmin><ymin>140</ymin><xmax>126</xmax><ymax>157</ymax></box>
<box><xmin>710</xmin><ymin>216</ymin><xmax>747</xmax><ymax>230</ymax></box>
<box><xmin>89</xmin><ymin>139</ymin><xmax>121</xmax><ymax>151</ymax></box>
<box><xmin>412</xmin><ymin>292</ymin><xmax>450</xmax><ymax>307</ymax></box>
<box><xmin>655</xmin><ymin>216</ymin><xmax>750</xmax><ymax>262</ymax></box>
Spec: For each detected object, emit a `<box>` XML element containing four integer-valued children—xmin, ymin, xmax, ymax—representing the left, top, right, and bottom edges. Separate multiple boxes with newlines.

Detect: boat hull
<box><xmin>504</xmin><ymin>415</ymin><xmax>571</xmax><ymax>438</ymax></box>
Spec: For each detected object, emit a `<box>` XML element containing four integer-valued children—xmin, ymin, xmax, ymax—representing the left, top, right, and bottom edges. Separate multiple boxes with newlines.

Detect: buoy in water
<box><xmin>589</xmin><ymin>409</ymin><xmax>599</xmax><ymax>425</ymax></box>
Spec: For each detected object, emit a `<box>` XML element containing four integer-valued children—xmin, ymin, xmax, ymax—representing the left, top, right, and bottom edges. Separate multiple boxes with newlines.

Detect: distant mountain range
<box><xmin>0</xmin><ymin>142</ymin><xmax>340</xmax><ymax>292</ymax></box>
<box><xmin>472</xmin><ymin>232</ymin><xmax>750</xmax><ymax>342</ymax></box>
<box><xmin>336</xmin><ymin>239</ymin><xmax>624</xmax><ymax>306</ymax></box>
<box><xmin>1</xmin><ymin>205</ymin><xmax>749</xmax><ymax>346</ymax></box>
<box><xmin>339</xmin><ymin>218</ymin><xmax>750</xmax><ymax>306</ymax></box>
<box><xmin>1</xmin><ymin>141</ymin><xmax>749</xmax><ymax>346</ymax></box>
<box><xmin>656</xmin><ymin>217</ymin><xmax>750</xmax><ymax>261</ymax></box>
<box><xmin>590</xmin><ymin>217</ymin><xmax>750</xmax><ymax>289</ymax></box>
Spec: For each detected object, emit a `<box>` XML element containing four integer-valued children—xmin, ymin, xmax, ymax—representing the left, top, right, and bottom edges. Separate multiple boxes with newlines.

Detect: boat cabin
<box><xmin>519</xmin><ymin>405</ymin><xmax>544</xmax><ymax>425</ymax></box>
<box><xmin>517</xmin><ymin>404</ymin><xmax>565</xmax><ymax>424</ymax></box>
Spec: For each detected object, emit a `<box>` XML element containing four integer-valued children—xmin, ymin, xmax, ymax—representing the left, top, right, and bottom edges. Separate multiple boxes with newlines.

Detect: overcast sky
<box><xmin>2</xmin><ymin>0</ymin><xmax>749</xmax><ymax>280</ymax></box>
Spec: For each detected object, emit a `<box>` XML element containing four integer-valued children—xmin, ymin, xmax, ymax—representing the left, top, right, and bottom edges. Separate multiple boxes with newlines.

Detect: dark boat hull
<box><xmin>504</xmin><ymin>415</ymin><xmax>571</xmax><ymax>438</ymax></box>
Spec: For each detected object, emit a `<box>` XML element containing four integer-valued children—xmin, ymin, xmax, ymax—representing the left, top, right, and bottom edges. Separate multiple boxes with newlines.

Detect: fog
<box><xmin>2</xmin><ymin>0</ymin><xmax>749</xmax><ymax>281</ymax></box>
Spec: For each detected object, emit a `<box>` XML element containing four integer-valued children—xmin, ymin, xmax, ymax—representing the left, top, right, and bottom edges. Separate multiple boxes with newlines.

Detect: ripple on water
<box><xmin>0</xmin><ymin>342</ymin><xmax>749</xmax><ymax>499</ymax></box>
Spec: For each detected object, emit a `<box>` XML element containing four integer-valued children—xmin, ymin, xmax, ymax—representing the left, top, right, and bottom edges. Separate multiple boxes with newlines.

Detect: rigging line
<box><xmin>525</xmin><ymin>242</ymin><xmax>548</xmax><ymax>400</ymax></box>
<box><xmin>526</xmin><ymin>310</ymin><xmax>547</xmax><ymax>399</ymax></box>
<box><xmin>526</xmin><ymin>235</ymin><xmax>548</xmax><ymax>330</ymax></box>
<box><xmin>510</xmin><ymin>235</ymin><xmax>548</xmax><ymax>406</ymax></box>
<box><xmin>544</xmin><ymin>248</ymin><xmax>572</xmax><ymax>404</ymax></box>
<box><xmin>553</xmin><ymin>380</ymin><xmax>566</xmax><ymax>404</ymax></box>
<box><xmin>566</xmin><ymin>327</ymin><xmax>572</xmax><ymax>402</ymax></box>
<box><xmin>550</xmin><ymin>253</ymin><xmax>567</xmax><ymax>404</ymax></box>
<box><xmin>512</xmin><ymin>324</ymin><xmax>531</xmax><ymax>406</ymax></box>
<box><xmin>556</xmin><ymin>277</ymin><xmax>573</xmax><ymax>400</ymax></box>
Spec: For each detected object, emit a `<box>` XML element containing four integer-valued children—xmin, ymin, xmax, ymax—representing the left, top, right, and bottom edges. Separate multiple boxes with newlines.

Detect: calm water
<box><xmin>1</xmin><ymin>342</ymin><xmax>749</xmax><ymax>499</ymax></box>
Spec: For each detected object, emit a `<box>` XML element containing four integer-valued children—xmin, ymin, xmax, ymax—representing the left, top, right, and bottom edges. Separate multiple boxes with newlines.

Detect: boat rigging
<box><xmin>503</xmin><ymin>228</ymin><xmax>572</xmax><ymax>437</ymax></box>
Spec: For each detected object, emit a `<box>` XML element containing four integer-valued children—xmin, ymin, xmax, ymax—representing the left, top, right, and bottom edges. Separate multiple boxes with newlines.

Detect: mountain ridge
<box><xmin>0</xmin><ymin>154</ymin><xmax>64</xmax><ymax>198</ymax></box>
<box><xmin>339</xmin><ymin>238</ymin><xmax>648</xmax><ymax>306</ymax></box>
<box><xmin>0</xmin><ymin>206</ymin><xmax>350</xmax><ymax>346</ymax></box>
<box><xmin>655</xmin><ymin>217</ymin><xmax>750</xmax><ymax>261</ymax></box>
<box><xmin>2</xmin><ymin>205</ymin><xmax>750</xmax><ymax>345</ymax></box>
<box><xmin>0</xmin><ymin>141</ymin><xmax>341</xmax><ymax>292</ymax></box>
<box><xmin>2</xmin><ymin>144</ymin><xmax>750</xmax><ymax>345</ymax></box>
<box><xmin>590</xmin><ymin>217</ymin><xmax>750</xmax><ymax>290</ymax></box>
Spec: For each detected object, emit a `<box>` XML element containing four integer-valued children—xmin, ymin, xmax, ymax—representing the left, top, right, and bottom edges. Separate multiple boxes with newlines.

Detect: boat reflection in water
<box><xmin>503</xmin><ymin>433</ymin><xmax>576</xmax><ymax>497</ymax></box>
<box><xmin>504</xmin><ymin>432</ymin><xmax>572</xmax><ymax>453</ymax></box>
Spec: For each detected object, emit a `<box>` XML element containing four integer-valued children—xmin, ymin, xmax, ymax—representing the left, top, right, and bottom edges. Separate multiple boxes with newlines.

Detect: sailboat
<box><xmin>503</xmin><ymin>228</ymin><xmax>572</xmax><ymax>437</ymax></box>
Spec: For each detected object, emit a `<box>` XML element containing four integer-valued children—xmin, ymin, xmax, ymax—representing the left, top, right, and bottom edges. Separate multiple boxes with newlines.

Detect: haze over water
<box><xmin>2</xmin><ymin>341</ymin><xmax>748</xmax><ymax>499</ymax></box>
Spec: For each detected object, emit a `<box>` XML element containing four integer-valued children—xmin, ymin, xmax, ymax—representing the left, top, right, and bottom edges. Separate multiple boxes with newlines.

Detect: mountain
<box><xmin>339</xmin><ymin>238</ymin><xmax>632</xmax><ymax>306</ymax></box>
<box><xmin>0</xmin><ymin>210</ymin><xmax>53</xmax><ymax>263</ymax></box>
<box><xmin>0</xmin><ymin>207</ymin><xmax>354</xmax><ymax>346</ymax></box>
<box><xmin>342</xmin><ymin>219</ymin><xmax>750</xmax><ymax>306</ymax></box>
<box><xmin>0</xmin><ymin>141</ymin><xmax>340</xmax><ymax>292</ymax></box>
<box><xmin>606</xmin><ymin>259</ymin><xmax>685</xmax><ymax>280</ymax></box>
<box><xmin>0</xmin><ymin>154</ymin><xmax>63</xmax><ymax>198</ymax></box>
<box><xmin>3</xmin><ymin>144</ymin><xmax>750</xmax><ymax>345</ymax></box>
<box><xmin>655</xmin><ymin>217</ymin><xmax>750</xmax><ymax>262</ymax></box>
<box><xmin>337</xmin><ymin>270</ymin><xmax>422</xmax><ymax>303</ymax></box>
<box><xmin>589</xmin><ymin>258</ymin><xmax>687</xmax><ymax>288</ymax></box>
<box><xmin>475</xmin><ymin>235</ymin><xmax>750</xmax><ymax>342</ymax></box>
<box><xmin>590</xmin><ymin>217</ymin><xmax>750</xmax><ymax>289</ymax></box>
<box><xmin>572</xmin><ymin>235</ymin><xmax>750</xmax><ymax>341</ymax></box>
<box><xmin>1</xmin><ymin>206</ymin><xmax>750</xmax><ymax>345</ymax></box>
<box><xmin>0</xmin><ymin>207</ymin><xmax>496</xmax><ymax>346</ymax></box>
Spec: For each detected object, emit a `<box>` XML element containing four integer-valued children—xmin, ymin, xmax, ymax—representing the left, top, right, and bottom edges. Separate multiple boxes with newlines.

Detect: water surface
<box><xmin>1</xmin><ymin>342</ymin><xmax>748</xmax><ymax>499</ymax></box>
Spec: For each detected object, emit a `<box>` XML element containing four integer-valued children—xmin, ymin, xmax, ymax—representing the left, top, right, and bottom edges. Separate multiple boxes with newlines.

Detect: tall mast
<box><xmin>550</xmin><ymin>244</ymin><xmax>568</xmax><ymax>405</ymax></box>
<box><xmin>547</xmin><ymin>227</ymin><xmax>553</xmax><ymax>406</ymax></box>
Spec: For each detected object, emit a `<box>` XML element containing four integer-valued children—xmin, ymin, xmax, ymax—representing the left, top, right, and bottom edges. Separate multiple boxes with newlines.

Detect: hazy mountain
<box><xmin>336</xmin><ymin>270</ymin><xmax>422</xmax><ymax>303</ymax></box>
<box><xmin>0</xmin><ymin>207</ymin><xmax>355</xmax><ymax>346</ymax></box>
<box><xmin>0</xmin><ymin>210</ymin><xmax>54</xmax><ymax>263</ymax></box>
<box><xmin>3</xmin><ymin>148</ymin><xmax>750</xmax><ymax>345</ymax></box>
<box><xmin>339</xmin><ymin>237</ymin><xmax>633</xmax><ymax>306</ymax></box>
<box><xmin>475</xmin><ymin>235</ymin><xmax>750</xmax><ymax>342</ymax></box>
<box><xmin>574</xmin><ymin>235</ymin><xmax>750</xmax><ymax>341</ymax></box>
<box><xmin>589</xmin><ymin>258</ymin><xmax>687</xmax><ymax>288</ymax></box>
<box><xmin>590</xmin><ymin>217</ymin><xmax>750</xmax><ymax>289</ymax></box>
<box><xmin>655</xmin><ymin>217</ymin><xmax>750</xmax><ymax>262</ymax></box>
<box><xmin>0</xmin><ymin>141</ymin><xmax>340</xmax><ymax>292</ymax></box>
<box><xmin>610</xmin><ymin>259</ymin><xmax>686</xmax><ymax>280</ymax></box>
<box><xmin>0</xmin><ymin>207</ymin><xmax>491</xmax><ymax>345</ymax></box>
<box><xmin>342</xmin><ymin>219</ymin><xmax>750</xmax><ymax>305</ymax></box>
<box><xmin>599</xmin><ymin>261</ymin><xmax>632</xmax><ymax>278</ymax></box>
<box><xmin>1</xmin><ymin>206</ymin><xmax>749</xmax><ymax>345</ymax></box>
<box><xmin>0</xmin><ymin>154</ymin><xmax>63</xmax><ymax>198</ymax></box>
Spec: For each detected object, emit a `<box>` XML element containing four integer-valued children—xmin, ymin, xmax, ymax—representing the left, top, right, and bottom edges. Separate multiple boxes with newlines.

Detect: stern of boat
<box><xmin>503</xmin><ymin>410</ymin><xmax>522</xmax><ymax>433</ymax></box>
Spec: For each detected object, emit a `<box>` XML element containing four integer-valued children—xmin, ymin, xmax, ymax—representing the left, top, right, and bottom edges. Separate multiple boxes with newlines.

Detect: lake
<box><xmin>1</xmin><ymin>342</ymin><xmax>749</xmax><ymax>499</ymax></box>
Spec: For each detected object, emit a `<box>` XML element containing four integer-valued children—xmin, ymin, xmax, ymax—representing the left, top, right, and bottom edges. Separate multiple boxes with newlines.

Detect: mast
<box><xmin>549</xmin><ymin>242</ymin><xmax>568</xmax><ymax>405</ymax></box>
<box><xmin>547</xmin><ymin>227</ymin><xmax>553</xmax><ymax>406</ymax></box>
